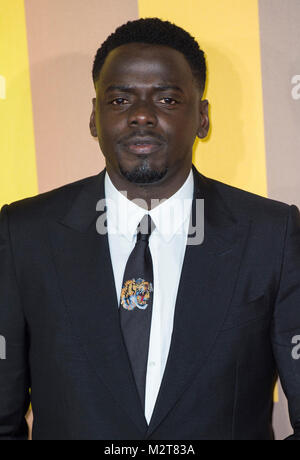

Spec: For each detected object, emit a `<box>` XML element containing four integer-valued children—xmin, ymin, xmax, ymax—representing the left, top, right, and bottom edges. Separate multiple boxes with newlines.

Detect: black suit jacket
<box><xmin>0</xmin><ymin>164</ymin><xmax>300</xmax><ymax>440</ymax></box>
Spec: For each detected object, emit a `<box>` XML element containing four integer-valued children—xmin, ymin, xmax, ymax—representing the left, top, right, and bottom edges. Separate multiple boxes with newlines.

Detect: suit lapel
<box><xmin>146</xmin><ymin>166</ymin><xmax>251</xmax><ymax>437</ymax></box>
<box><xmin>46</xmin><ymin>169</ymin><xmax>148</xmax><ymax>435</ymax></box>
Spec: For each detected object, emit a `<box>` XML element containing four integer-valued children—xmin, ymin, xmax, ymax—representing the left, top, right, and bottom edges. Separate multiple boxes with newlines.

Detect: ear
<box><xmin>197</xmin><ymin>99</ymin><xmax>209</xmax><ymax>139</ymax></box>
<box><xmin>89</xmin><ymin>98</ymin><xmax>98</xmax><ymax>138</ymax></box>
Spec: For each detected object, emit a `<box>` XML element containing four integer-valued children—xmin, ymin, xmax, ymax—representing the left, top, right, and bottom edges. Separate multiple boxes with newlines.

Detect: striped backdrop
<box><xmin>1</xmin><ymin>0</ymin><xmax>299</xmax><ymax>439</ymax></box>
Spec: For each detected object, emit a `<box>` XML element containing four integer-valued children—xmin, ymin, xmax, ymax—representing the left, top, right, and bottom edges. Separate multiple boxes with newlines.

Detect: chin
<box><xmin>119</xmin><ymin>161</ymin><xmax>168</xmax><ymax>184</ymax></box>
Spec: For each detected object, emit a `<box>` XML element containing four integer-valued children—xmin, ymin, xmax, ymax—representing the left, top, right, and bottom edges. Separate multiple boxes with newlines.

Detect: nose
<box><xmin>127</xmin><ymin>100</ymin><xmax>158</xmax><ymax>128</ymax></box>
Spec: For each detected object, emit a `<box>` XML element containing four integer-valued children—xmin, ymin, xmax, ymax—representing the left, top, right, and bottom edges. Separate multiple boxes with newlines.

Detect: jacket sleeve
<box><xmin>271</xmin><ymin>204</ymin><xmax>300</xmax><ymax>440</ymax></box>
<box><xmin>0</xmin><ymin>204</ymin><xmax>30</xmax><ymax>440</ymax></box>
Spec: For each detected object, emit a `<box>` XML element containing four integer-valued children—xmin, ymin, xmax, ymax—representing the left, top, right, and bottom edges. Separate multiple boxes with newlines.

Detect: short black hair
<box><xmin>92</xmin><ymin>17</ymin><xmax>206</xmax><ymax>93</ymax></box>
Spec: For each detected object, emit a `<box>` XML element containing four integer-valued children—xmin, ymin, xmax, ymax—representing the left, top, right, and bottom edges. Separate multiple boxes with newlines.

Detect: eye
<box><xmin>159</xmin><ymin>97</ymin><xmax>178</xmax><ymax>105</ymax></box>
<box><xmin>111</xmin><ymin>97</ymin><xmax>128</xmax><ymax>105</ymax></box>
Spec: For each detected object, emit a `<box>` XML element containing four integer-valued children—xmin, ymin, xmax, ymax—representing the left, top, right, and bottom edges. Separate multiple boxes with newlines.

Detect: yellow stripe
<box><xmin>138</xmin><ymin>0</ymin><xmax>267</xmax><ymax>196</ymax></box>
<box><xmin>274</xmin><ymin>383</ymin><xmax>279</xmax><ymax>403</ymax></box>
<box><xmin>0</xmin><ymin>0</ymin><xmax>38</xmax><ymax>207</ymax></box>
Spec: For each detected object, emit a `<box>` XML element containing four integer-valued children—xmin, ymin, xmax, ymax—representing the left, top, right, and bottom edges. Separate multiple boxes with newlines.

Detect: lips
<box><xmin>121</xmin><ymin>136</ymin><xmax>164</xmax><ymax>155</ymax></box>
<box><xmin>125</xmin><ymin>143</ymin><xmax>163</xmax><ymax>154</ymax></box>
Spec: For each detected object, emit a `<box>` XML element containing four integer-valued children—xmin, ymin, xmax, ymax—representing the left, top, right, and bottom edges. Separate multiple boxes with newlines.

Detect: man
<box><xmin>0</xmin><ymin>17</ymin><xmax>300</xmax><ymax>440</ymax></box>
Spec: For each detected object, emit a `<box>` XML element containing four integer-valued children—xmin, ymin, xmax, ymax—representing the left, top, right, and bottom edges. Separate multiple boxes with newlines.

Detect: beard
<box><xmin>119</xmin><ymin>158</ymin><xmax>168</xmax><ymax>184</ymax></box>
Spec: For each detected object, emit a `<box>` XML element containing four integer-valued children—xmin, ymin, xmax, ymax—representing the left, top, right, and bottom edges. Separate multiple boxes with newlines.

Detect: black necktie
<box><xmin>119</xmin><ymin>214</ymin><xmax>155</xmax><ymax>410</ymax></box>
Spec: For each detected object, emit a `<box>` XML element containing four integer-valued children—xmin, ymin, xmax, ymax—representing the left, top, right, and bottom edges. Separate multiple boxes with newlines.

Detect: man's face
<box><xmin>91</xmin><ymin>43</ymin><xmax>208</xmax><ymax>185</ymax></box>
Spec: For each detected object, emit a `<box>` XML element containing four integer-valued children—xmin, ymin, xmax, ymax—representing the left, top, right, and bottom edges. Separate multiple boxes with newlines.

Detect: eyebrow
<box><xmin>104</xmin><ymin>84</ymin><xmax>184</xmax><ymax>94</ymax></box>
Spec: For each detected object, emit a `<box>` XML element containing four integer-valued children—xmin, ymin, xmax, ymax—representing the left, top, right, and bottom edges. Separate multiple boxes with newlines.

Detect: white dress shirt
<box><xmin>105</xmin><ymin>168</ymin><xmax>194</xmax><ymax>424</ymax></box>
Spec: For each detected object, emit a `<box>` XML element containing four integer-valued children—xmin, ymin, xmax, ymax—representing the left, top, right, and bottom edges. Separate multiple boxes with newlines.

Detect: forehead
<box><xmin>97</xmin><ymin>43</ymin><xmax>196</xmax><ymax>90</ymax></box>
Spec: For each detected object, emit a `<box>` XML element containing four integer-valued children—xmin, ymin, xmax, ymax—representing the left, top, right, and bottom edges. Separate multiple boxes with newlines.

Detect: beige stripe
<box><xmin>259</xmin><ymin>0</ymin><xmax>300</xmax><ymax>209</ymax></box>
<box><xmin>259</xmin><ymin>0</ymin><xmax>300</xmax><ymax>439</ymax></box>
<box><xmin>24</xmin><ymin>0</ymin><xmax>139</xmax><ymax>193</ymax></box>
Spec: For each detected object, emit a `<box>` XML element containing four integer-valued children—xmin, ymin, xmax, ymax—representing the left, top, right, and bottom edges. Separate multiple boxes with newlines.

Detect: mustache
<box><xmin>118</xmin><ymin>131</ymin><xmax>166</xmax><ymax>145</ymax></box>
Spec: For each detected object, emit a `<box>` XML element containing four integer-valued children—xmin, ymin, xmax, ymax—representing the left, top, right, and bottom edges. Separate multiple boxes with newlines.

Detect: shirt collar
<box><xmin>104</xmin><ymin>169</ymin><xmax>194</xmax><ymax>243</ymax></box>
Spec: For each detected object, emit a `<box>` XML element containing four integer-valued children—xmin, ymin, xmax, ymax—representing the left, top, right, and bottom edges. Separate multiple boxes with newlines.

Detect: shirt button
<box><xmin>149</xmin><ymin>361</ymin><xmax>156</xmax><ymax>367</ymax></box>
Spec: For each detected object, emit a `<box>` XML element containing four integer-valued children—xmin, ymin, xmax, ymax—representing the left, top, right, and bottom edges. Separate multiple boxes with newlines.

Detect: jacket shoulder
<box><xmin>203</xmin><ymin>174</ymin><xmax>292</xmax><ymax>222</ymax></box>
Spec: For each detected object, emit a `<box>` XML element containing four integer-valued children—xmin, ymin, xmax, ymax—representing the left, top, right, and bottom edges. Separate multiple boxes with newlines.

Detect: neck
<box><xmin>106</xmin><ymin>164</ymin><xmax>192</xmax><ymax>210</ymax></box>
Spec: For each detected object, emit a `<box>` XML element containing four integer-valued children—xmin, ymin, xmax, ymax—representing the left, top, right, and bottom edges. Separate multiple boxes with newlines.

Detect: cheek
<box><xmin>164</xmin><ymin>121</ymin><xmax>196</xmax><ymax>148</ymax></box>
<box><xmin>96</xmin><ymin>115</ymin><xmax>115</xmax><ymax>144</ymax></box>
<box><xmin>161</xmin><ymin>108</ymin><xmax>198</xmax><ymax>137</ymax></box>
<box><xmin>98</xmin><ymin>109</ymin><xmax>127</xmax><ymax>139</ymax></box>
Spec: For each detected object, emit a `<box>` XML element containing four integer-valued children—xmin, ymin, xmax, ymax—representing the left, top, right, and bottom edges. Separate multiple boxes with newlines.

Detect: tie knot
<box><xmin>136</xmin><ymin>214</ymin><xmax>155</xmax><ymax>242</ymax></box>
